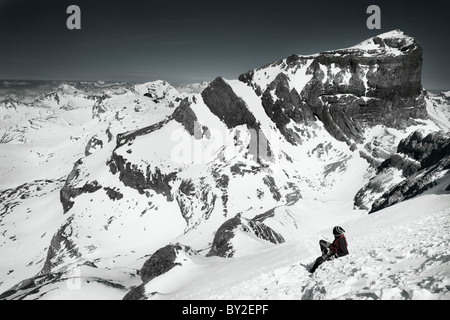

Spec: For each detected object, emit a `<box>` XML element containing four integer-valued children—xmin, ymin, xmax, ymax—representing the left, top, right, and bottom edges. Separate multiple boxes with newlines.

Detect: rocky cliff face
<box><xmin>201</xmin><ymin>77</ymin><xmax>258</xmax><ymax>130</ymax></box>
<box><xmin>206</xmin><ymin>214</ymin><xmax>285</xmax><ymax>258</ymax></box>
<box><xmin>108</xmin><ymin>151</ymin><xmax>177</xmax><ymax>201</ymax></box>
<box><xmin>123</xmin><ymin>243</ymin><xmax>198</xmax><ymax>300</ymax></box>
<box><xmin>355</xmin><ymin>131</ymin><xmax>450</xmax><ymax>212</ymax></box>
<box><xmin>239</xmin><ymin>30</ymin><xmax>427</xmax><ymax>145</ymax></box>
<box><xmin>369</xmin><ymin>131</ymin><xmax>450</xmax><ymax>213</ymax></box>
<box><xmin>172</xmin><ymin>98</ymin><xmax>204</xmax><ymax>139</ymax></box>
<box><xmin>60</xmin><ymin>159</ymin><xmax>103</xmax><ymax>213</ymax></box>
<box><xmin>261</xmin><ymin>73</ymin><xmax>316</xmax><ymax>144</ymax></box>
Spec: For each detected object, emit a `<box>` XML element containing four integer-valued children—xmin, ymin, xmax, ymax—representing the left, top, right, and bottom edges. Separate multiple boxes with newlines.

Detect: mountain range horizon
<box><xmin>0</xmin><ymin>28</ymin><xmax>449</xmax><ymax>301</ymax></box>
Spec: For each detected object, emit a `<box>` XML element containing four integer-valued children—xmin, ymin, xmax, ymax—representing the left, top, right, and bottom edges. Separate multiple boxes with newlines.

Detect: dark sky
<box><xmin>0</xmin><ymin>0</ymin><xmax>449</xmax><ymax>90</ymax></box>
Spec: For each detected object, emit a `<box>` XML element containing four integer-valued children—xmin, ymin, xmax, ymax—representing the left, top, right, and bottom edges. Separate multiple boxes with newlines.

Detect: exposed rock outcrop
<box><xmin>396</xmin><ymin>131</ymin><xmax>450</xmax><ymax>168</ymax></box>
<box><xmin>175</xmin><ymin>178</ymin><xmax>217</xmax><ymax>229</ymax></box>
<box><xmin>354</xmin><ymin>131</ymin><xmax>450</xmax><ymax>212</ymax></box>
<box><xmin>103</xmin><ymin>186</ymin><xmax>124</xmax><ymax>201</ymax></box>
<box><xmin>0</xmin><ymin>272</ymin><xmax>65</xmax><ymax>300</ymax></box>
<box><xmin>239</xmin><ymin>30</ymin><xmax>428</xmax><ymax>145</ymax></box>
<box><xmin>60</xmin><ymin>159</ymin><xmax>103</xmax><ymax>213</ymax></box>
<box><xmin>123</xmin><ymin>243</ymin><xmax>198</xmax><ymax>300</ymax></box>
<box><xmin>40</xmin><ymin>217</ymin><xmax>81</xmax><ymax>274</ymax></box>
<box><xmin>172</xmin><ymin>97</ymin><xmax>204</xmax><ymax>139</ymax></box>
<box><xmin>107</xmin><ymin>115</ymin><xmax>181</xmax><ymax>200</ymax></box>
<box><xmin>369</xmin><ymin>131</ymin><xmax>450</xmax><ymax>213</ymax></box>
<box><xmin>206</xmin><ymin>214</ymin><xmax>285</xmax><ymax>258</ymax></box>
<box><xmin>201</xmin><ymin>77</ymin><xmax>257</xmax><ymax>129</ymax></box>
<box><xmin>115</xmin><ymin>117</ymin><xmax>172</xmax><ymax>149</ymax></box>
<box><xmin>84</xmin><ymin>136</ymin><xmax>103</xmax><ymax>156</ymax></box>
<box><xmin>261</xmin><ymin>73</ymin><xmax>315</xmax><ymax>144</ymax></box>
<box><xmin>108</xmin><ymin>152</ymin><xmax>177</xmax><ymax>201</ymax></box>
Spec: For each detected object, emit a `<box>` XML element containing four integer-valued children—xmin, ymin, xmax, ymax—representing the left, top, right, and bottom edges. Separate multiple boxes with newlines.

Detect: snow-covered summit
<box><xmin>176</xmin><ymin>81</ymin><xmax>209</xmax><ymax>94</ymax></box>
<box><xmin>344</xmin><ymin>29</ymin><xmax>418</xmax><ymax>56</ymax></box>
<box><xmin>133</xmin><ymin>80</ymin><xmax>180</xmax><ymax>102</ymax></box>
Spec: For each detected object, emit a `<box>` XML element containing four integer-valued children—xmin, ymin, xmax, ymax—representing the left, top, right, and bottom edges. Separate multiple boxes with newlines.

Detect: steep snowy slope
<box><xmin>153</xmin><ymin>180</ymin><xmax>450</xmax><ymax>300</ymax></box>
<box><xmin>426</xmin><ymin>91</ymin><xmax>450</xmax><ymax>131</ymax></box>
<box><xmin>2</xmin><ymin>178</ymin><xmax>447</xmax><ymax>300</ymax></box>
<box><xmin>0</xmin><ymin>80</ymin><xmax>182</xmax><ymax>293</ymax></box>
<box><xmin>0</xmin><ymin>30</ymin><xmax>449</xmax><ymax>300</ymax></box>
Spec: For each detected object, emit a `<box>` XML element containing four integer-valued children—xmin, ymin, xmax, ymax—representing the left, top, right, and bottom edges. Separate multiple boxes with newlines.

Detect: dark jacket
<box><xmin>330</xmin><ymin>234</ymin><xmax>348</xmax><ymax>257</ymax></box>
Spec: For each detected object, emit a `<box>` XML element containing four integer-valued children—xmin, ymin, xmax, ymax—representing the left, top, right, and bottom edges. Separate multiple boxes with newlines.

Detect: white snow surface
<box><xmin>345</xmin><ymin>29</ymin><xmax>415</xmax><ymax>57</ymax></box>
<box><xmin>136</xmin><ymin>178</ymin><xmax>448</xmax><ymax>301</ymax></box>
<box><xmin>9</xmin><ymin>182</ymin><xmax>448</xmax><ymax>300</ymax></box>
<box><xmin>30</xmin><ymin>185</ymin><xmax>446</xmax><ymax>301</ymax></box>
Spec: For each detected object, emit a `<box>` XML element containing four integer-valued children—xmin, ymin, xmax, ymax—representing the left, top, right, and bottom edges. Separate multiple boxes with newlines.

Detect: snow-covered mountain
<box><xmin>0</xmin><ymin>30</ymin><xmax>449</xmax><ymax>300</ymax></box>
<box><xmin>176</xmin><ymin>81</ymin><xmax>209</xmax><ymax>94</ymax></box>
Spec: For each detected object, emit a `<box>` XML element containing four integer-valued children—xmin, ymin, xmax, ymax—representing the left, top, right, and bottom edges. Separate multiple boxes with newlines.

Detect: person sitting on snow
<box><xmin>309</xmin><ymin>226</ymin><xmax>348</xmax><ymax>273</ymax></box>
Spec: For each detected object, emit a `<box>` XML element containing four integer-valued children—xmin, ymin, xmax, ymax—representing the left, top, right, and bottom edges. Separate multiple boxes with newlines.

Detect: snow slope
<box><xmin>5</xmin><ymin>177</ymin><xmax>446</xmax><ymax>300</ymax></box>
<box><xmin>0</xmin><ymin>80</ymin><xmax>182</xmax><ymax>293</ymax></box>
<box><xmin>148</xmin><ymin>178</ymin><xmax>450</xmax><ymax>300</ymax></box>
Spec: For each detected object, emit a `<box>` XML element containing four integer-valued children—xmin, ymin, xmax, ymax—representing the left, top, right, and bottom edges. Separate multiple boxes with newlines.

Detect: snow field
<box><xmin>155</xmin><ymin>187</ymin><xmax>449</xmax><ymax>300</ymax></box>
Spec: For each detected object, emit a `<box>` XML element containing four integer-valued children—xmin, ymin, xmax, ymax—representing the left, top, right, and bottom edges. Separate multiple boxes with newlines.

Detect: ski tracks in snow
<box><xmin>207</xmin><ymin>209</ymin><xmax>450</xmax><ymax>300</ymax></box>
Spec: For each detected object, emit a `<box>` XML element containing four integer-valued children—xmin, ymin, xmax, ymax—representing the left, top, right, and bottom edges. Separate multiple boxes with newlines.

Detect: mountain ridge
<box><xmin>0</xmin><ymin>30</ymin><xmax>449</xmax><ymax>300</ymax></box>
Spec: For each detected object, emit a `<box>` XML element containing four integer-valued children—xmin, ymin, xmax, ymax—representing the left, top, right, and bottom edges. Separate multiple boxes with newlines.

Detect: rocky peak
<box><xmin>397</xmin><ymin>131</ymin><xmax>450</xmax><ymax>168</ymax></box>
<box><xmin>261</xmin><ymin>73</ymin><xmax>315</xmax><ymax>144</ymax></box>
<box><xmin>238</xmin><ymin>30</ymin><xmax>426</xmax><ymax>145</ymax></box>
<box><xmin>354</xmin><ymin>130</ymin><xmax>450</xmax><ymax>213</ymax></box>
<box><xmin>348</xmin><ymin>30</ymin><xmax>418</xmax><ymax>53</ymax></box>
<box><xmin>172</xmin><ymin>98</ymin><xmax>204</xmax><ymax>139</ymax></box>
<box><xmin>123</xmin><ymin>243</ymin><xmax>198</xmax><ymax>300</ymax></box>
<box><xmin>201</xmin><ymin>77</ymin><xmax>258</xmax><ymax>129</ymax></box>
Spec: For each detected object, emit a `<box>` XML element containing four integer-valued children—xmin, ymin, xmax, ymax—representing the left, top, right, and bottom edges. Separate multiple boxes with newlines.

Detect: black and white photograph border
<box><xmin>0</xmin><ymin>0</ymin><xmax>449</xmax><ymax>304</ymax></box>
